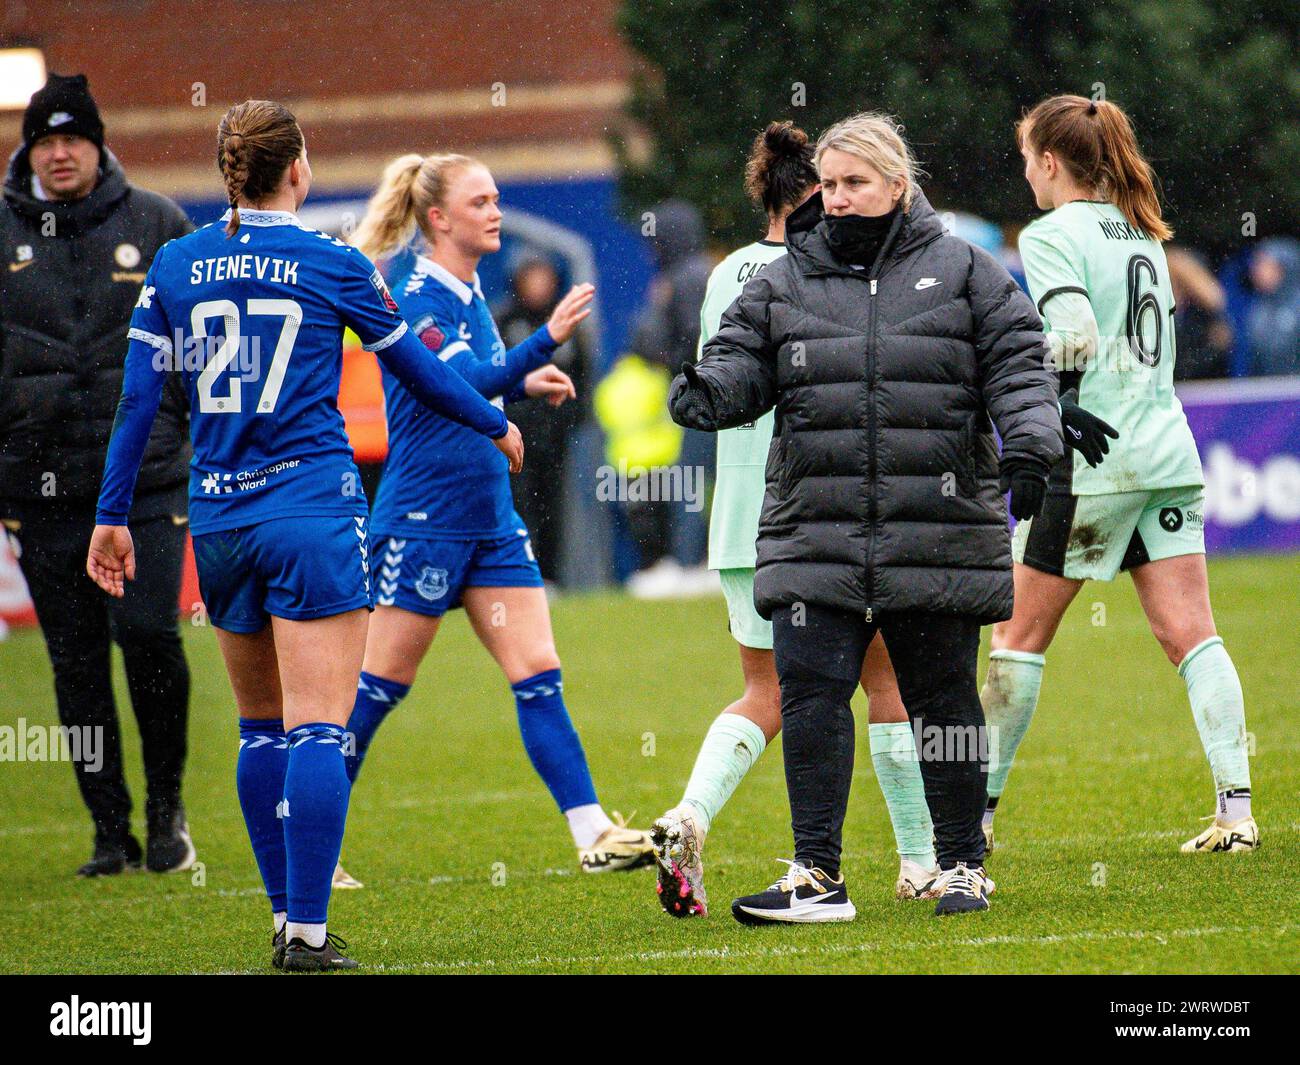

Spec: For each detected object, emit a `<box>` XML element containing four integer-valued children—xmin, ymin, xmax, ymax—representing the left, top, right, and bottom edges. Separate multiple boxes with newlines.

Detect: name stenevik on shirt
<box><xmin>189</xmin><ymin>254</ymin><xmax>301</xmax><ymax>286</ymax></box>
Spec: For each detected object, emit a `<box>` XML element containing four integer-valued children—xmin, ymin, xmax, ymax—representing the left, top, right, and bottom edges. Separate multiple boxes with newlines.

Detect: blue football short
<box><xmin>372</xmin><ymin>526</ymin><xmax>542</xmax><ymax>617</ymax></box>
<box><xmin>192</xmin><ymin>513</ymin><xmax>373</xmax><ymax>633</ymax></box>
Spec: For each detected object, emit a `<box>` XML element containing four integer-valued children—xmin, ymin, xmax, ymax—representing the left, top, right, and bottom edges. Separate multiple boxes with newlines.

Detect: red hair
<box><xmin>1018</xmin><ymin>95</ymin><xmax>1171</xmax><ymax>241</ymax></box>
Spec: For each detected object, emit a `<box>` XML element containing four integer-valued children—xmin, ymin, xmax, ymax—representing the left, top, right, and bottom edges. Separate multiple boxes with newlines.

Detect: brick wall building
<box><xmin>0</xmin><ymin>0</ymin><xmax>638</xmax><ymax>195</ymax></box>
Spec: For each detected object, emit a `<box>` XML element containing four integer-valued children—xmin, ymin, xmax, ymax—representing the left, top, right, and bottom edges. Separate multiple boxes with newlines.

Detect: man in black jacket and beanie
<box><xmin>672</xmin><ymin>112</ymin><xmax>1063</xmax><ymax>920</ymax></box>
<box><xmin>0</xmin><ymin>74</ymin><xmax>195</xmax><ymax>876</ymax></box>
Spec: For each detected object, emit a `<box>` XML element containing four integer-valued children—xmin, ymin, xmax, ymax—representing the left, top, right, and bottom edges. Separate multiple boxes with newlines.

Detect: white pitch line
<box><xmin>346</xmin><ymin>921</ymin><xmax>1300</xmax><ymax>973</ymax></box>
<box><xmin>8</xmin><ymin>820</ymin><xmax>1299</xmax><ymax>912</ymax></box>
<box><xmin>25</xmin><ymin>921</ymin><xmax>1300</xmax><ymax>977</ymax></box>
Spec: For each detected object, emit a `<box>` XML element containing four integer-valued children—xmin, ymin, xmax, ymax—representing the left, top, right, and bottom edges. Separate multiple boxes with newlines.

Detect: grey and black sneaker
<box><xmin>272</xmin><ymin>927</ymin><xmax>287</xmax><ymax>970</ymax></box>
<box><xmin>933</xmin><ymin>863</ymin><xmax>995</xmax><ymax>916</ymax></box>
<box><xmin>281</xmin><ymin>932</ymin><xmax>359</xmax><ymax>972</ymax></box>
<box><xmin>146</xmin><ymin>804</ymin><xmax>196</xmax><ymax>873</ymax></box>
<box><xmin>731</xmin><ymin>859</ymin><xmax>856</xmax><ymax>925</ymax></box>
<box><xmin>77</xmin><ymin>834</ymin><xmax>143</xmax><ymax>878</ymax></box>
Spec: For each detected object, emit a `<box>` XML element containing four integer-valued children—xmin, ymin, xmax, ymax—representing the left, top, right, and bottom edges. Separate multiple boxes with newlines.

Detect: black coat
<box><xmin>0</xmin><ymin>146</ymin><xmax>192</xmax><ymax>519</ymax></box>
<box><xmin>670</xmin><ymin>191</ymin><xmax>1063</xmax><ymax>622</ymax></box>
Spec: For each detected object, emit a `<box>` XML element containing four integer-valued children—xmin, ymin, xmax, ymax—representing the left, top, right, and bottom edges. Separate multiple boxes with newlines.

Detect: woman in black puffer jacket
<box><xmin>671</xmin><ymin>112</ymin><xmax>1063</xmax><ymax>920</ymax></box>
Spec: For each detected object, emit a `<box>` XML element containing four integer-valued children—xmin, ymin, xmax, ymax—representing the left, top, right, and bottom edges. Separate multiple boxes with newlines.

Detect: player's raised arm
<box><xmin>338</xmin><ymin>252</ymin><xmax>523</xmax><ymax>470</ymax></box>
<box><xmin>405</xmin><ymin>284</ymin><xmax>595</xmax><ymax>405</ymax></box>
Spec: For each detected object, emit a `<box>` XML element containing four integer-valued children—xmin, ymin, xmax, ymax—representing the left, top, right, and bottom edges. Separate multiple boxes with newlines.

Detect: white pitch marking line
<box><xmin>348</xmin><ymin>921</ymin><xmax>1300</xmax><ymax>973</ymax></box>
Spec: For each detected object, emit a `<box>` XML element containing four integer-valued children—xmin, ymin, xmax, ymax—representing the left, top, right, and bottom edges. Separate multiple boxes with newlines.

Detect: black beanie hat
<box><xmin>22</xmin><ymin>73</ymin><xmax>104</xmax><ymax>151</ymax></box>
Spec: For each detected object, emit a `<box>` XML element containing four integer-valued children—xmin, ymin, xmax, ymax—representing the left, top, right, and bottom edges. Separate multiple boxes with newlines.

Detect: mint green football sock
<box><xmin>1179</xmin><ymin>636</ymin><xmax>1251</xmax><ymax>794</ymax></box>
<box><xmin>981</xmin><ymin>649</ymin><xmax>1046</xmax><ymax>799</ymax></box>
<box><xmin>679</xmin><ymin>713</ymin><xmax>767</xmax><ymax>834</ymax></box>
<box><xmin>868</xmin><ymin>722</ymin><xmax>935</xmax><ymax>868</ymax></box>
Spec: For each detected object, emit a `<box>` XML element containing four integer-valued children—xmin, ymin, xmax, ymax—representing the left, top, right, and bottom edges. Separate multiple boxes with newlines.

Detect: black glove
<box><xmin>999</xmin><ymin>457</ymin><xmax>1049</xmax><ymax>521</ymax></box>
<box><xmin>1059</xmin><ymin>388</ymin><xmax>1119</xmax><ymax>467</ymax></box>
<box><xmin>669</xmin><ymin>361</ymin><xmax>716</xmax><ymax>430</ymax></box>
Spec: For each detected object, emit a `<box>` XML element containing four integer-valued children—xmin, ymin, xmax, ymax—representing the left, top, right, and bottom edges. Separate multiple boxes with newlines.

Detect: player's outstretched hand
<box><xmin>546</xmin><ymin>283</ymin><xmax>595</xmax><ymax>346</ymax></box>
<box><xmin>1059</xmin><ymin>388</ymin><xmax>1119</xmax><ymax>467</ymax></box>
<box><xmin>495</xmin><ymin>420</ymin><xmax>525</xmax><ymax>473</ymax></box>
<box><xmin>86</xmin><ymin>524</ymin><xmax>136</xmax><ymax>598</ymax></box>
<box><xmin>524</xmin><ymin>365</ymin><xmax>576</xmax><ymax>407</ymax></box>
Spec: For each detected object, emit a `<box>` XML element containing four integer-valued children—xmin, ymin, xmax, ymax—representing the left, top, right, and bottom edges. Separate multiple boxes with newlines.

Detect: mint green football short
<box><xmin>718</xmin><ymin>567</ymin><xmax>773</xmax><ymax>650</ymax></box>
<box><xmin>1013</xmin><ymin>485</ymin><xmax>1206</xmax><ymax>582</ymax></box>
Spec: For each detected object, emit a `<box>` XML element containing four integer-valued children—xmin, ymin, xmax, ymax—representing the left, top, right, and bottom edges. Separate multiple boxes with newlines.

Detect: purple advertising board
<box><xmin>1178</xmin><ymin>376</ymin><xmax>1300</xmax><ymax>555</ymax></box>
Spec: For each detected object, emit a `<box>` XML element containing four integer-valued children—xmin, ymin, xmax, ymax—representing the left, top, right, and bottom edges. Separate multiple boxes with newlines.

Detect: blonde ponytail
<box><xmin>351</xmin><ymin>152</ymin><xmax>479</xmax><ymax>261</ymax></box>
<box><xmin>351</xmin><ymin>154</ymin><xmax>425</xmax><ymax>261</ymax></box>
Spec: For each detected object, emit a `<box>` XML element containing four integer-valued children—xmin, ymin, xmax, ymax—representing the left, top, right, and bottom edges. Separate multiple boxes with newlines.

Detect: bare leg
<box><xmin>862</xmin><ymin>631</ymin><xmax>906</xmax><ymax>723</ymax></box>
<box><xmin>271</xmin><ymin>609</ymin><xmax>369</xmax><ymax>730</ymax></box>
<box><xmin>214</xmin><ymin>624</ymin><xmax>283</xmax><ymax>721</ymax></box>
<box><xmin>360</xmin><ymin>604</ymin><xmax>443</xmax><ymax>687</ymax></box>
<box><xmin>990</xmin><ymin>563</ymin><xmax>1084</xmax><ymax>654</ymax></box>
<box><xmin>1131</xmin><ymin>553</ymin><xmax>1253</xmax><ymax>839</ymax></box>
<box><xmin>222</xmin><ymin>610</ymin><xmax>369</xmax><ymax>953</ymax></box>
<box><xmin>654</xmin><ymin>639</ymin><xmax>780</xmax><ymax>915</ymax></box>
<box><xmin>460</xmin><ymin>585</ymin><xmax>560</xmax><ymax>682</ymax></box>
<box><xmin>462</xmin><ymin>586</ymin><xmax>626</xmax><ymax>858</ymax></box>
<box><xmin>1128</xmin><ymin>553</ymin><xmax>1216</xmax><ymax>664</ymax></box>
<box><xmin>720</xmin><ymin>644</ymin><xmax>782</xmax><ymax>742</ymax></box>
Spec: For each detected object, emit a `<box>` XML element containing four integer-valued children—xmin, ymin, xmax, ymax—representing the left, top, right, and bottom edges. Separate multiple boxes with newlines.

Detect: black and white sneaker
<box><xmin>731</xmin><ymin>860</ymin><xmax>857</xmax><ymax>925</ymax></box>
<box><xmin>281</xmin><ymin>932</ymin><xmax>358</xmax><ymax>972</ymax></box>
<box><xmin>271</xmin><ymin>927</ymin><xmax>287</xmax><ymax>970</ymax></box>
<box><xmin>146</xmin><ymin>804</ymin><xmax>196</xmax><ymax>873</ymax></box>
<box><xmin>76</xmin><ymin>834</ymin><xmax>142</xmax><ymax>878</ymax></box>
<box><xmin>933</xmin><ymin>863</ymin><xmax>995</xmax><ymax>916</ymax></box>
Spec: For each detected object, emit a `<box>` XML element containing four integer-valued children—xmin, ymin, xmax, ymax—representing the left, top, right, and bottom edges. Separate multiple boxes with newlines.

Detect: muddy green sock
<box><xmin>680</xmin><ymin>713</ymin><xmax>767</xmax><ymax>834</ymax></box>
<box><xmin>982</xmin><ymin>649</ymin><xmax>1046</xmax><ymax>799</ymax></box>
<box><xmin>868</xmin><ymin>722</ymin><xmax>935</xmax><ymax>868</ymax></box>
<box><xmin>1179</xmin><ymin>636</ymin><xmax>1251</xmax><ymax>796</ymax></box>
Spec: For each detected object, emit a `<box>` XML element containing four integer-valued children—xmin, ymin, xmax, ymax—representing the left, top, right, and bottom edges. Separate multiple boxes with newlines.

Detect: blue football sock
<box><xmin>512</xmin><ymin>668</ymin><xmax>598</xmax><ymax>812</ymax></box>
<box><xmin>236</xmin><ymin>718</ymin><xmax>289</xmax><ymax>914</ymax></box>
<box><xmin>345</xmin><ymin>672</ymin><xmax>411</xmax><ymax>782</ymax></box>
<box><xmin>283</xmin><ymin>722</ymin><xmax>352</xmax><ymax>926</ymax></box>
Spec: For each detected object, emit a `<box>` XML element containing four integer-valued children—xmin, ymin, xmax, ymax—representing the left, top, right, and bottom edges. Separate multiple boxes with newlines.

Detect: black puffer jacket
<box><xmin>0</xmin><ymin>146</ymin><xmax>192</xmax><ymax>518</ymax></box>
<box><xmin>671</xmin><ymin>191</ymin><xmax>1062</xmax><ymax>622</ymax></box>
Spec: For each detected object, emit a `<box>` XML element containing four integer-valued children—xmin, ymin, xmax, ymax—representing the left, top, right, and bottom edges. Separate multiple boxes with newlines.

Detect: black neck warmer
<box><xmin>823</xmin><ymin>205</ymin><xmax>900</xmax><ymax>268</ymax></box>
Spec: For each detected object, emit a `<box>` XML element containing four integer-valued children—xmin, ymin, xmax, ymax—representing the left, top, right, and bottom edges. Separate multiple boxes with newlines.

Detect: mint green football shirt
<box><xmin>1019</xmin><ymin>201</ymin><xmax>1203</xmax><ymax>495</ymax></box>
<box><xmin>700</xmin><ymin>240</ymin><xmax>786</xmax><ymax>569</ymax></box>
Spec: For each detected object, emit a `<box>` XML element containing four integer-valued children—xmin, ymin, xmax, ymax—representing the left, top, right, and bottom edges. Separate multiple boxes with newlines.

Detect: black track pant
<box><xmin>771</xmin><ymin>603</ymin><xmax>988</xmax><ymax>875</ymax></box>
<box><xmin>12</xmin><ymin>514</ymin><xmax>190</xmax><ymax>845</ymax></box>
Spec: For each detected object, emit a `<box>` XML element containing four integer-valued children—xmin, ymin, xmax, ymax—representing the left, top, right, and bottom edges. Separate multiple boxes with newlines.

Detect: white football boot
<box><xmin>579</xmin><ymin>812</ymin><xmax>656</xmax><ymax>873</ymax></box>
<box><xmin>332</xmin><ymin>860</ymin><xmax>364</xmax><ymax>889</ymax></box>
<box><xmin>1180</xmin><ymin>816</ymin><xmax>1259</xmax><ymax>854</ymax></box>
<box><xmin>895</xmin><ymin>858</ymin><xmax>943</xmax><ymax>900</ymax></box>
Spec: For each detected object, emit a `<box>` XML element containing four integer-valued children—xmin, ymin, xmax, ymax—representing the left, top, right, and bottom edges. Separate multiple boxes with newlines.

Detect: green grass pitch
<box><xmin>1</xmin><ymin>553</ymin><xmax>1296</xmax><ymax>974</ymax></box>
